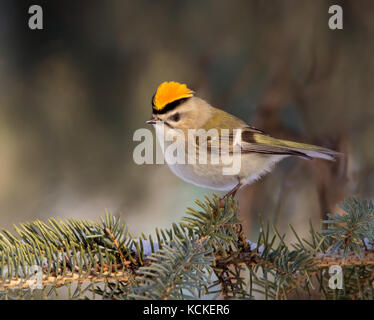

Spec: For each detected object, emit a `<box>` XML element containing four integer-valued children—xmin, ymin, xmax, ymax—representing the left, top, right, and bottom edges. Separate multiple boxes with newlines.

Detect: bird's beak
<box><xmin>146</xmin><ymin>115</ymin><xmax>159</xmax><ymax>125</ymax></box>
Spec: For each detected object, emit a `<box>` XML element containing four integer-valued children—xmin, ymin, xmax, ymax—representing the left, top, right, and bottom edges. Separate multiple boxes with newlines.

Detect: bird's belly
<box><xmin>239</xmin><ymin>153</ymin><xmax>288</xmax><ymax>185</ymax></box>
<box><xmin>167</xmin><ymin>162</ymin><xmax>239</xmax><ymax>191</ymax></box>
<box><xmin>155</xmin><ymin>128</ymin><xmax>287</xmax><ymax>191</ymax></box>
<box><xmin>166</xmin><ymin>153</ymin><xmax>288</xmax><ymax>191</ymax></box>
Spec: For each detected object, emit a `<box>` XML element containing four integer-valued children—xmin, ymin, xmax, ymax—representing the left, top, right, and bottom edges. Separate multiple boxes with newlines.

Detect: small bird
<box><xmin>147</xmin><ymin>81</ymin><xmax>341</xmax><ymax>198</ymax></box>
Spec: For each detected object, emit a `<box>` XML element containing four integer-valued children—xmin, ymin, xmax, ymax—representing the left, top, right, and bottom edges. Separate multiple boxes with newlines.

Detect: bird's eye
<box><xmin>170</xmin><ymin>113</ymin><xmax>180</xmax><ymax>122</ymax></box>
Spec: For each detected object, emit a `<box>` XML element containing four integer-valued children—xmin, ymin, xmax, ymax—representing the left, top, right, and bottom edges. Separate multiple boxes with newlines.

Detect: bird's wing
<box><xmin>238</xmin><ymin>127</ymin><xmax>342</xmax><ymax>160</ymax></box>
<box><xmin>200</xmin><ymin>126</ymin><xmax>341</xmax><ymax>161</ymax></box>
<box><xmin>239</xmin><ymin>128</ymin><xmax>313</xmax><ymax>159</ymax></box>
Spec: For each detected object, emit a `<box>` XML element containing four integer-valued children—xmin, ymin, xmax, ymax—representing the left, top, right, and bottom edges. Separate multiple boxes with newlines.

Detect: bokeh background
<box><xmin>0</xmin><ymin>0</ymin><xmax>373</xmax><ymax>242</ymax></box>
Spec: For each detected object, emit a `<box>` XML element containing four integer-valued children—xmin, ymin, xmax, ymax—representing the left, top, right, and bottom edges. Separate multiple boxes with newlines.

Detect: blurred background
<box><xmin>0</xmin><ymin>0</ymin><xmax>373</xmax><ymax>242</ymax></box>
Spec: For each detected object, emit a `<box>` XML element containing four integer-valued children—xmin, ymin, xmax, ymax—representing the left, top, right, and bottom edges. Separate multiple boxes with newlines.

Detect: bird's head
<box><xmin>147</xmin><ymin>81</ymin><xmax>212</xmax><ymax>131</ymax></box>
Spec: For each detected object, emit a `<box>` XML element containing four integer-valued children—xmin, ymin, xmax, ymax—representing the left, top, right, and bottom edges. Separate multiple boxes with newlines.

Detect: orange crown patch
<box><xmin>153</xmin><ymin>81</ymin><xmax>194</xmax><ymax>111</ymax></box>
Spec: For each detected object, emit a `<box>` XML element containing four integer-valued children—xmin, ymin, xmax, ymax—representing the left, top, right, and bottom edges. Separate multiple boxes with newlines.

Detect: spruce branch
<box><xmin>0</xmin><ymin>196</ymin><xmax>373</xmax><ymax>300</ymax></box>
<box><xmin>322</xmin><ymin>197</ymin><xmax>374</xmax><ymax>255</ymax></box>
<box><xmin>128</xmin><ymin>235</ymin><xmax>214</xmax><ymax>300</ymax></box>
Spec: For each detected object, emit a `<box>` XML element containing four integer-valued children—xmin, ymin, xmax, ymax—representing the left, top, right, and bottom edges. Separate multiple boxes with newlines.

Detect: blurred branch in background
<box><xmin>0</xmin><ymin>0</ymin><xmax>373</xmax><ymax>249</ymax></box>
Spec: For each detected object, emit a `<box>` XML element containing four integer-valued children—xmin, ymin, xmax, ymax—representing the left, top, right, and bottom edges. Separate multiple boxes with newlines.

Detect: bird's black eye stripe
<box><xmin>152</xmin><ymin>97</ymin><xmax>190</xmax><ymax>114</ymax></box>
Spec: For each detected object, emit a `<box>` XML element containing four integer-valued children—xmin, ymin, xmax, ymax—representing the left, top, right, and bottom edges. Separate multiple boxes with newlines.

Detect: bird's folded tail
<box><xmin>251</xmin><ymin>133</ymin><xmax>343</xmax><ymax>161</ymax></box>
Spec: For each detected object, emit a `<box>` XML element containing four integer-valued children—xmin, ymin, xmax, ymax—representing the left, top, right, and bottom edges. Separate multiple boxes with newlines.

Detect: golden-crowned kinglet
<box><xmin>147</xmin><ymin>81</ymin><xmax>341</xmax><ymax>197</ymax></box>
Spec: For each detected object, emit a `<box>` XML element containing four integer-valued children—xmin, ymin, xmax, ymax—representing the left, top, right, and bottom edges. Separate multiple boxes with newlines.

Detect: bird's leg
<box><xmin>226</xmin><ymin>182</ymin><xmax>242</xmax><ymax>198</ymax></box>
<box><xmin>219</xmin><ymin>181</ymin><xmax>242</xmax><ymax>208</ymax></box>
